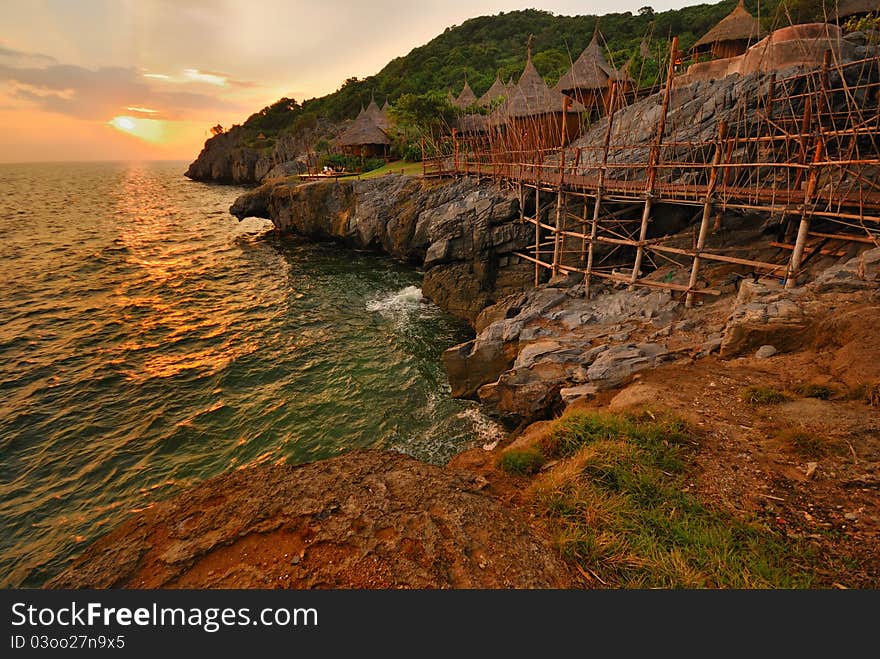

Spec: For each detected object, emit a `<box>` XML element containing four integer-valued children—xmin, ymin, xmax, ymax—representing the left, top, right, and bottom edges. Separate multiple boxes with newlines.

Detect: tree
<box><xmin>210</xmin><ymin>124</ymin><xmax>224</xmax><ymax>136</ymax></box>
<box><xmin>639</xmin><ymin>6</ymin><xmax>655</xmax><ymax>17</ymax></box>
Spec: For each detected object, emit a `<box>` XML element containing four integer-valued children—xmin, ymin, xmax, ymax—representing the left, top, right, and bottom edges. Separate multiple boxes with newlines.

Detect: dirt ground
<box><xmin>49</xmin><ymin>450</ymin><xmax>575</xmax><ymax>589</ymax></box>
<box><xmin>451</xmin><ymin>350</ymin><xmax>880</xmax><ymax>588</ymax></box>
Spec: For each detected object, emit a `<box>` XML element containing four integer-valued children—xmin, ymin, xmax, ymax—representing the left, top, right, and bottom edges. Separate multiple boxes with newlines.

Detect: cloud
<box><xmin>0</xmin><ymin>58</ymin><xmax>251</xmax><ymax>121</ymax></box>
<box><xmin>0</xmin><ymin>44</ymin><xmax>57</xmax><ymax>65</ymax></box>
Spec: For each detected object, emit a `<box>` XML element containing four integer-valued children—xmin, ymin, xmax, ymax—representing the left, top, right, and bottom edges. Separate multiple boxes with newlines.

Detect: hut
<box><xmin>489</xmin><ymin>51</ymin><xmax>586</xmax><ymax>150</ymax></box>
<box><xmin>364</xmin><ymin>97</ymin><xmax>390</xmax><ymax>132</ymax></box>
<box><xmin>452</xmin><ymin>79</ymin><xmax>478</xmax><ymax>109</ymax></box>
<box><xmin>692</xmin><ymin>0</ymin><xmax>766</xmax><ymax>60</ymax></box>
<box><xmin>478</xmin><ymin>73</ymin><xmax>511</xmax><ymax>107</ymax></box>
<box><xmin>337</xmin><ymin>102</ymin><xmax>391</xmax><ymax>158</ymax></box>
<box><xmin>554</xmin><ymin>31</ymin><xmax>630</xmax><ymax>117</ymax></box>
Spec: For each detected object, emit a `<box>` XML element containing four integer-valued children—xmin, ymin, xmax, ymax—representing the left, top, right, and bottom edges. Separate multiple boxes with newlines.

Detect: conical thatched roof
<box><xmin>491</xmin><ymin>55</ymin><xmax>585</xmax><ymax>125</ymax></box>
<box><xmin>338</xmin><ymin>104</ymin><xmax>391</xmax><ymax>147</ymax></box>
<box><xmin>554</xmin><ymin>32</ymin><xmax>621</xmax><ymax>93</ymax></box>
<box><xmin>478</xmin><ymin>74</ymin><xmax>510</xmax><ymax>106</ymax></box>
<box><xmin>693</xmin><ymin>0</ymin><xmax>765</xmax><ymax>52</ymax></box>
<box><xmin>364</xmin><ymin>97</ymin><xmax>390</xmax><ymax>131</ymax></box>
<box><xmin>836</xmin><ymin>0</ymin><xmax>878</xmax><ymax>19</ymax></box>
<box><xmin>453</xmin><ymin>80</ymin><xmax>478</xmax><ymax>108</ymax></box>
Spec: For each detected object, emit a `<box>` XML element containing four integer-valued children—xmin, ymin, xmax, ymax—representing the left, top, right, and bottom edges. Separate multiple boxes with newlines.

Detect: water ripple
<box><xmin>0</xmin><ymin>161</ymin><xmax>495</xmax><ymax>587</ymax></box>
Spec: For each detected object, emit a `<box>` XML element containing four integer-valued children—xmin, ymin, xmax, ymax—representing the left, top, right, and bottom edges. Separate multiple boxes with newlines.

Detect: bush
<box><xmin>742</xmin><ymin>386</ymin><xmax>789</xmax><ymax>406</ymax></box>
<box><xmin>498</xmin><ymin>448</ymin><xmax>546</xmax><ymax>475</ymax></box>
<box><xmin>322</xmin><ymin>153</ymin><xmax>385</xmax><ymax>173</ymax></box>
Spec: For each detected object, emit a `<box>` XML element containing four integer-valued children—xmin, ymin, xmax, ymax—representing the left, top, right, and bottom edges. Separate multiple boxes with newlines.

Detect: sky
<box><xmin>0</xmin><ymin>0</ymin><xmax>707</xmax><ymax>163</ymax></box>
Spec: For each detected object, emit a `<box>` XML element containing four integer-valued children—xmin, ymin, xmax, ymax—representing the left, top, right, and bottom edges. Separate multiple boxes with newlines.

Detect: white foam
<box><xmin>456</xmin><ymin>407</ymin><xmax>506</xmax><ymax>451</ymax></box>
<box><xmin>365</xmin><ymin>285</ymin><xmax>424</xmax><ymax>315</ymax></box>
<box><xmin>234</xmin><ymin>217</ymin><xmax>275</xmax><ymax>236</ymax></box>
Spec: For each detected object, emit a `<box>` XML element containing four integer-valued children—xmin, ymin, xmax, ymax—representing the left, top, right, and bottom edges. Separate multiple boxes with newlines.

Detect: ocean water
<box><xmin>0</xmin><ymin>161</ymin><xmax>502</xmax><ymax>587</ymax></box>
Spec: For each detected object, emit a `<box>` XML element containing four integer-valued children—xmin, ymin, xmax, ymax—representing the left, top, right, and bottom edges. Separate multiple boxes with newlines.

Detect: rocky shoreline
<box><xmin>51</xmin><ymin>169</ymin><xmax>880</xmax><ymax>588</ymax></box>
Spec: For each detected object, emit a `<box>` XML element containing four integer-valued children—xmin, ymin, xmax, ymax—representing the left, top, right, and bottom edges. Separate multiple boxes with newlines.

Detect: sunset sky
<box><xmin>0</xmin><ymin>0</ymin><xmax>705</xmax><ymax>163</ymax></box>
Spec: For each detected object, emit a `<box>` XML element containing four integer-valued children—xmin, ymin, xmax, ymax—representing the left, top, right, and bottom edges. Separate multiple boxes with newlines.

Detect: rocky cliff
<box><xmin>230</xmin><ymin>174</ymin><xmax>536</xmax><ymax>322</ymax></box>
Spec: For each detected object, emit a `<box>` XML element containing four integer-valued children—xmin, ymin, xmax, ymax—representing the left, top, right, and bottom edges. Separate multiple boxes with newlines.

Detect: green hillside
<box><xmin>228</xmin><ymin>0</ymin><xmax>830</xmax><ymax>150</ymax></box>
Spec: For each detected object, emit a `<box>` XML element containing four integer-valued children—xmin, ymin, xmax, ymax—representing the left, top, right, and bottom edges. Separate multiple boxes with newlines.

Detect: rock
<box><xmin>49</xmin><ymin>451</ymin><xmax>574</xmax><ymax>589</ymax></box>
<box><xmin>559</xmin><ymin>384</ymin><xmax>599</xmax><ymax>405</ymax></box>
<box><xmin>700</xmin><ymin>337</ymin><xmax>723</xmax><ymax>355</ymax></box>
<box><xmin>608</xmin><ymin>382</ymin><xmax>665</xmax><ymax>411</ymax></box>
<box><xmin>755</xmin><ymin>344</ymin><xmax>777</xmax><ymax>359</ymax></box>
<box><xmin>719</xmin><ymin>283</ymin><xmax>809</xmax><ymax>358</ymax></box>
<box><xmin>233</xmin><ymin>175</ymin><xmax>533</xmax><ymax>324</ymax></box>
<box><xmin>586</xmin><ymin>343</ymin><xmax>667</xmax><ymax>390</ymax></box>
<box><xmin>805</xmin><ymin>462</ymin><xmax>818</xmax><ymax>479</ymax></box>
<box><xmin>442</xmin><ymin>337</ymin><xmax>515</xmax><ymax>399</ymax></box>
<box><xmin>810</xmin><ymin>247</ymin><xmax>880</xmax><ymax>294</ymax></box>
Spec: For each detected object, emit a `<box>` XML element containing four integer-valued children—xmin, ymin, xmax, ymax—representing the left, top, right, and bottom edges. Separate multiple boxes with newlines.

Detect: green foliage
<box><xmin>242</xmin><ymin>97</ymin><xmax>301</xmax><ymax>134</ymax></box>
<box><xmin>222</xmin><ymin>2</ymin><xmax>763</xmax><ymax>141</ymax></box>
<box><xmin>322</xmin><ymin>153</ymin><xmax>385</xmax><ymax>173</ymax></box>
<box><xmin>742</xmin><ymin>386</ymin><xmax>789</xmax><ymax>406</ymax></box>
<box><xmin>389</xmin><ymin>90</ymin><xmax>456</xmax><ymax>137</ymax></box>
<box><xmin>499</xmin><ymin>448</ymin><xmax>546</xmax><ymax>475</ymax></box>
<box><xmin>532</xmin><ymin>410</ymin><xmax>816</xmax><ymax>588</ymax></box>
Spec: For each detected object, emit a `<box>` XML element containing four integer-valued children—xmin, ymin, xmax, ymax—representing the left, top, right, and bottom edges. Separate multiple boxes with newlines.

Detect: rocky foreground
<box><xmin>51</xmin><ymin>450</ymin><xmax>573</xmax><ymax>588</ymax></box>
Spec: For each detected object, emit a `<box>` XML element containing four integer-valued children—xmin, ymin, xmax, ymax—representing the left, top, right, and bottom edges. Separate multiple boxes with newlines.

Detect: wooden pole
<box><xmin>631</xmin><ymin>36</ymin><xmax>677</xmax><ymax>288</ymax></box>
<box><xmin>421</xmin><ymin>137</ymin><xmax>426</xmax><ymax>177</ymax></box>
<box><xmin>786</xmin><ymin>136</ymin><xmax>824</xmax><ymax>289</ymax></box>
<box><xmin>686</xmin><ymin>120</ymin><xmax>728</xmax><ymax>308</ymax></box>
<box><xmin>552</xmin><ymin>151</ymin><xmax>566</xmax><ymax>276</ymax></box>
<box><xmin>534</xmin><ymin>186</ymin><xmax>541</xmax><ymax>286</ymax></box>
<box><xmin>586</xmin><ymin>85</ymin><xmax>618</xmax><ymax>295</ymax></box>
<box><xmin>453</xmin><ymin>128</ymin><xmax>459</xmax><ymax>174</ymax></box>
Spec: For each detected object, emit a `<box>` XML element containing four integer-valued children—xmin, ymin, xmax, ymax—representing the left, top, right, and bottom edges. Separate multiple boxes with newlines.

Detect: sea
<box><xmin>0</xmin><ymin>161</ymin><xmax>503</xmax><ymax>587</ymax></box>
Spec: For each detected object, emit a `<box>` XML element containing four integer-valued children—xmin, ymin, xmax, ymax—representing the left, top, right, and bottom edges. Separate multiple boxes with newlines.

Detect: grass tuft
<box><xmin>794</xmin><ymin>384</ymin><xmax>834</xmax><ymax>400</ymax></box>
<box><xmin>776</xmin><ymin>428</ymin><xmax>829</xmax><ymax>459</ymax></box>
<box><xmin>529</xmin><ymin>410</ymin><xmax>815</xmax><ymax>588</ymax></box>
<box><xmin>742</xmin><ymin>386</ymin><xmax>789</xmax><ymax>406</ymax></box>
<box><xmin>498</xmin><ymin>448</ymin><xmax>546</xmax><ymax>476</ymax></box>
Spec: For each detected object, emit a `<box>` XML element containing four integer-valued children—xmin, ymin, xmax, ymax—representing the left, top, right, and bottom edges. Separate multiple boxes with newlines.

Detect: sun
<box><xmin>108</xmin><ymin>115</ymin><xmax>166</xmax><ymax>142</ymax></box>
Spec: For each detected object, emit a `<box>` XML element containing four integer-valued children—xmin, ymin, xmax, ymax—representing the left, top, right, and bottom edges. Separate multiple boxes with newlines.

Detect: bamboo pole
<box><xmin>686</xmin><ymin>120</ymin><xmax>728</xmax><ymax>308</ymax></box>
<box><xmin>534</xmin><ymin>186</ymin><xmax>541</xmax><ymax>286</ymax></box>
<box><xmin>586</xmin><ymin>85</ymin><xmax>618</xmax><ymax>295</ymax></box>
<box><xmin>552</xmin><ymin>151</ymin><xmax>566</xmax><ymax>276</ymax></box>
<box><xmin>786</xmin><ymin>136</ymin><xmax>825</xmax><ymax>289</ymax></box>
<box><xmin>631</xmin><ymin>36</ymin><xmax>677</xmax><ymax>288</ymax></box>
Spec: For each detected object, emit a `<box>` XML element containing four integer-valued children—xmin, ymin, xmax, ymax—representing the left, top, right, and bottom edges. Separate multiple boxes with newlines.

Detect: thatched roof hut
<box><xmin>338</xmin><ymin>102</ymin><xmax>391</xmax><ymax>156</ymax></box>
<box><xmin>491</xmin><ymin>55</ymin><xmax>585</xmax><ymax>125</ymax></box>
<box><xmin>554</xmin><ymin>32</ymin><xmax>622</xmax><ymax>94</ymax></box>
<box><xmin>457</xmin><ymin>113</ymin><xmax>488</xmax><ymax>134</ymax></box>
<box><xmin>488</xmin><ymin>53</ymin><xmax>586</xmax><ymax>148</ymax></box>
<box><xmin>364</xmin><ymin>97</ymin><xmax>390</xmax><ymax>131</ymax></box>
<box><xmin>693</xmin><ymin>0</ymin><xmax>766</xmax><ymax>59</ymax></box>
<box><xmin>453</xmin><ymin>80</ymin><xmax>478</xmax><ymax>109</ymax></box>
<box><xmin>478</xmin><ymin>74</ymin><xmax>510</xmax><ymax>107</ymax></box>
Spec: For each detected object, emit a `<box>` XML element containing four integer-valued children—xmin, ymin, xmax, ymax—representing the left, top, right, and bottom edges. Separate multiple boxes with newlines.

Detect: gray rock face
<box><xmin>230</xmin><ymin>175</ymin><xmax>533</xmax><ymax>323</ymax></box>
<box><xmin>720</xmin><ymin>248</ymin><xmax>880</xmax><ymax>358</ymax></box>
<box><xmin>811</xmin><ymin>247</ymin><xmax>880</xmax><ymax>294</ymax></box>
<box><xmin>755</xmin><ymin>345</ymin><xmax>778</xmax><ymax>359</ymax></box>
<box><xmin>442</xmin><ymin>284</ymin><xmax>681</xmax><ymax>421</ymax></box>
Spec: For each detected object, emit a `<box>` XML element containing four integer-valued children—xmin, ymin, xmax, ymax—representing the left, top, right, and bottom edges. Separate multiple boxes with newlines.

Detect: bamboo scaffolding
<box><xmin>421</xmin><ymin>42</ymin><xmax>880</xmax><ymax>300</ymax></box>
